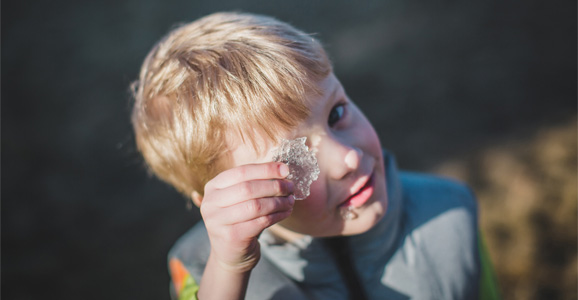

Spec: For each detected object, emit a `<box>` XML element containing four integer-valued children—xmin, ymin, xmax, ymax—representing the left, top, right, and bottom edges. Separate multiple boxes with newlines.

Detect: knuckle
<box><xmin>257</xmin><ymin>215</ymin><xmax>274</xmax><ymax>227</ymax></box>
<box><xmin>269</xmin><ymin>163</ymin><xmax>279</xmax><ymax>175</ymax></box>
<box><xmin>239</xmin><ymin>182</ymin><xmax>253</xmax><ymax>197</ymax></box>
<box><xmin>245</xmin><ymin>199</ymin><xmax>262</xmax><ymax>214</ymax></box>
<box><xmin>272</xmin><ymin>180</ymin><xmax>283</xmax><ymax>194</ymax></box>
<box><xmin>235</xmin><ymin>167</ymin><xmax>247</xmax><ymax>181</ymax></box>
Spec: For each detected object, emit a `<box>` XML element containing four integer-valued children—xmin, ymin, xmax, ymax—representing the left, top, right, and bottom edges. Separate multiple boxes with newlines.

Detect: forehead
<box><xmin>226</xmin><ymin>73</ymin><xmax>342</xmax><ymax>167</ymax></box>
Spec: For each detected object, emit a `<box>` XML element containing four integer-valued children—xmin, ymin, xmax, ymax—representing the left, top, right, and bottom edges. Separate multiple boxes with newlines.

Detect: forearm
<box><xmin>197</xmin><ymin>253</ymin><xmax>253</xmax><ymax>300</ymax></box>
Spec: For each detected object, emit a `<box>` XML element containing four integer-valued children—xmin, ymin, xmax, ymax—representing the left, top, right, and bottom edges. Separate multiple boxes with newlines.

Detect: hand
<box><xmin>200</xmin><ymin>162</ymin><xmax>295</xmax><ymax>273</ymax></box>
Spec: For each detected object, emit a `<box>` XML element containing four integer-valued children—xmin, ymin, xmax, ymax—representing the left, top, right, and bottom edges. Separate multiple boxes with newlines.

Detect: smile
<box><xmin>340</xmin><ymin>174</ymin><xmax>375</xmax><ymax>208</ymax></box>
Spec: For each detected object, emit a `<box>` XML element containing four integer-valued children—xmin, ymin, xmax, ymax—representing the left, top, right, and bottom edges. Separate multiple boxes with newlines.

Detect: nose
<box><xmin>322</xmin><ymin>136</ymin><xmax>363</xmax><ymax>180</ymax></box>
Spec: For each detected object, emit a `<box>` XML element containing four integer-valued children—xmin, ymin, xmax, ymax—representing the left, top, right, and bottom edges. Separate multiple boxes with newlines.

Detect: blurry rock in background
<box><xmin>436</xmin><ymin>118</ymin><xmax>577</xmax><ymax>299</ymax></box>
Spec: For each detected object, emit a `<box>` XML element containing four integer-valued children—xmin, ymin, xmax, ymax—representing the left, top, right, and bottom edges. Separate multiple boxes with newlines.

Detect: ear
<box><xmin>191</xmin><ymin>191</ymin><xmax>203</xmax><ymax>207</ymax></box>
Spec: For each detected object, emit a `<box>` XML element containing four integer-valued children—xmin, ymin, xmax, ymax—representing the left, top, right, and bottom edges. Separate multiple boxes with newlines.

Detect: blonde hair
<box><xmin>131</xmin><ymin>12</ymin><xmax>332</xmax><ymax>197</ymax></box>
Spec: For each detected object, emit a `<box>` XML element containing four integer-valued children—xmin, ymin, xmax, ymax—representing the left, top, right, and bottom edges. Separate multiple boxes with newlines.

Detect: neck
<box><xmin>268</xmin><ymin>224</ymin><xmax>306</xmax><ymax>243</ymax></box>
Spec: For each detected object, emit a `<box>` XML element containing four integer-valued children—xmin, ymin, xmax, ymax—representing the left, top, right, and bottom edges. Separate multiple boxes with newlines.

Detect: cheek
<box><xmin>293</xmin><ymin>180</ymin><xmax>328</xmax><ymax>219</ymax></box>
<box><xmin>355</xmin><ymin>116</ymin><xmax>382</xmax><ymax>154</ymax></box>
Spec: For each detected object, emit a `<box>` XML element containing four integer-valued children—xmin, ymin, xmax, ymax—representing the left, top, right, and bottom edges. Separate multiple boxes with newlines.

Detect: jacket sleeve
<box><xmin>167</xmin><ymin>221</ymin><xmax>307</xmax><ymax>300</ymax></box>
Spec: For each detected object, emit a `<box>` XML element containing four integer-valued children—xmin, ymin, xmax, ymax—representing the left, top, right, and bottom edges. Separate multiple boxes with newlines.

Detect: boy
<box><xmin>132</xmin><ymin>12</ymin><xmax>481</xmax><ymax>299</ymax></box>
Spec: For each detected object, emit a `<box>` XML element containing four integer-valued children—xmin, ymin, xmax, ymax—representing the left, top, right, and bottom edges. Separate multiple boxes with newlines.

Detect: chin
<box><xmin>341</xmin><ymin>200</ymin><xmax>387</xmax><ymax>236</ymax></box>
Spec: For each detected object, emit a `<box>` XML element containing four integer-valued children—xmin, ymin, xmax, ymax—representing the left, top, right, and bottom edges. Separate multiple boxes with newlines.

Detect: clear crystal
<box><xmin>272</xmin><ymin>137</ymin><xmax>320</xmax><ymax>200</ymax></box>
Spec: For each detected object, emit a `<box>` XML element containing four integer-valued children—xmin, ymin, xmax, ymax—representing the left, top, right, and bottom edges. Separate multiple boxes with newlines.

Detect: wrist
<box><xmin>199</xmin><ymin>253</ymin><xmax>255</xmax><ymax>300</ymax></box>
<box><xmin>210</xmin><ymin>245</ymin><xmax>261</xmax><ymax>274</ymax></box>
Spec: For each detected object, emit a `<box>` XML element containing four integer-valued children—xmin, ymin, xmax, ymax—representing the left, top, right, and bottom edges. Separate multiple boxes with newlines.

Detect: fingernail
<box><xmin>280</xmin><ymin>164</ymin><xmax>290</xmax><ymax>177</ymax></box>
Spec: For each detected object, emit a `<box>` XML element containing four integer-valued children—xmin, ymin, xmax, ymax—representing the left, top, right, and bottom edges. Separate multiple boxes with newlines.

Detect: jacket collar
<box><xmin>259</xmin><ymin>150</ymin><xmax>405</xmax><ymax>285</ymax></box>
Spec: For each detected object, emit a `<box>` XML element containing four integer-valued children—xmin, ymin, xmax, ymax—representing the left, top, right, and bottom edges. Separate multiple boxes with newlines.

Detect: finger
<box><xmin>207</xmin><ymin>162</ymin><xmax>290</xmax><ymax>190</ymax></box>
<box><xmin>229</xmin><ymin>209</ymin><xmax>294</xmax><ymax>239</ymax></box>
<box><xmin>207</xmin><ymin>179</ymin><xmax>294</xmax><ymax>208</ymax></box>
<box><xmin>214</xmin><ymin>195</ymin><xmax>295</xmax><ymax>225</ymax></box>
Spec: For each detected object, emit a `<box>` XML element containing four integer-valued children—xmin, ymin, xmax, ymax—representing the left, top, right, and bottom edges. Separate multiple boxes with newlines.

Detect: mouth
<box><xmin>339</xmin><ymin>174</ymin><xmax>375</xmax><ymax>208</ymax></box>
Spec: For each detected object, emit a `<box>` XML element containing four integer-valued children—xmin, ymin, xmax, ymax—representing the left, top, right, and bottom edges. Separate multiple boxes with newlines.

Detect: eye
<box><xmin>328</xmin><ymin>103</ymin><xmax>345</xmax><ymax>127</ymax></box>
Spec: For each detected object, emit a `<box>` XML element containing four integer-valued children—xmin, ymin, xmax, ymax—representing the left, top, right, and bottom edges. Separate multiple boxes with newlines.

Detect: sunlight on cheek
<box><xmin>310</xmin><ymin>134</ymin><xmax>322</xmax><ymax>149</ymax></box>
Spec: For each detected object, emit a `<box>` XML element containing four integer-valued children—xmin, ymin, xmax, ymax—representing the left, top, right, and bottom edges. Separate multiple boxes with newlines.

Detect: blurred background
<box><xmin>3</xmin><ymin>0</ymin><xmax>576</xmax><ymax>299</ymax></box>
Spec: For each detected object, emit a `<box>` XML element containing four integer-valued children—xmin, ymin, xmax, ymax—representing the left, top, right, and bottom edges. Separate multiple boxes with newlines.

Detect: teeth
<box><xmin>340</xmin><ymin>206</ymin><xmax>358</xmax><ymax>220</ymax></box>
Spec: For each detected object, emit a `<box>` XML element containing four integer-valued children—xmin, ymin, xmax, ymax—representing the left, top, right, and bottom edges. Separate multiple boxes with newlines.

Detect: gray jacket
<box><xmin>169</xmin><ymin>151</ymin><xmax>480</xmax><ymax>299</ymax></box>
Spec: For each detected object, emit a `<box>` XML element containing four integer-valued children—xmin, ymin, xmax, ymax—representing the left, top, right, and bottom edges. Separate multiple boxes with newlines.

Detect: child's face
<box><xmin>228</xmin><ymin>73</ymin><xmax>388</xmax><ymax>237</ymax></box>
